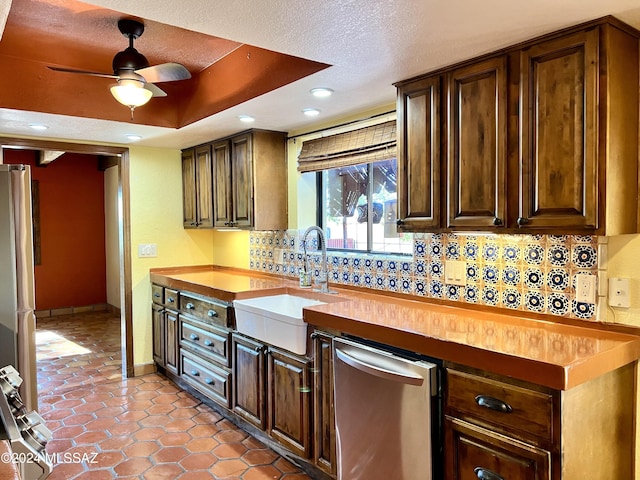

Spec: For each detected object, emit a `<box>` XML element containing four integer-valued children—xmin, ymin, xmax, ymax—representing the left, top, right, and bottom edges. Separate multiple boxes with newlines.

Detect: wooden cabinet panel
<box><xmin>445</xmin><ymin>417</ymin><xmax>551</xmax><ymax>480</ymax></box>
<box><xmin>164</xmin><ymin>310</ymin><xmax>179</xmax><ymax>375</ymax></box>
<box><xmin>232</xmin><ymin>334</ymin><xmax>266</xmax><ymax>429</ymax></box>
<box><xmin>195</xmin><ymin>145</ymin><xmax>213</xmax><ymax>228</ymax></box>
<box><xmin>519</xmin><ymin>29</ymin><xmax>598</xmax><ymax>230</ymax></box>
<box><xmin>181</xmin><ymin>148</ymin><xmax>197</xmax><ymax>228</ymax></box>
<box><xmin>230</xmin><ymin>134</ymin><xmax>253</xmax><ymax>228</ymax></box>
<box><xmin>152</xmin><ymin>303</ymin><xmax>164</xmax><ymax>367</ymax></box>
<box><xmin>447</xmin><ymin>57</ymin><xmax>507</xmax><ymax>229</ymax></box>
<box><xmin>396</xmin><ymin>75</ymin><xmax>441</xmax><ymax>230</ymax></box>
<box><xmin>312</xmin><ymin>332</ymin><xmax>336</xmax><ymax>475</ymax></box>
<box><xmin>268</xmin><ymin>348</ymin><xmax>311</xmax><ymax>458</ymax></box>
<box><xmin>212</xmin><ymin>140</ymin><xmax>232</xmax><ymax>228</ymax></box>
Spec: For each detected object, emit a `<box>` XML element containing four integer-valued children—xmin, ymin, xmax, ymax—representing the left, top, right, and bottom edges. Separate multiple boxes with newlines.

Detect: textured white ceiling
<box><xmin>3</xmin><ymin>0</ymin><xmax>640</xmax><ymax>148</ymax></box>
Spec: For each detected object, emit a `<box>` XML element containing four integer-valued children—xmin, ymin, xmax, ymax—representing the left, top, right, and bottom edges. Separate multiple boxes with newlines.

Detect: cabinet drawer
<box><xmin>179</xmin><ymin>292</ymin><xmax>229</xmax><ymax>328</ymax></box>
<box><xmin>181</xmin><ymin>351</ymin><xmax>231</xmax><ymax>408</ymax></box>
<box><xmin>152</xmin><ymin>284</ymin><xmax>164</xmax><ymax>305</ymax></box>
<box><xmin>181</xmin><ymin>320</ymin><xmax>231</xmax><ymax>367</ymax></box>
<box><xmin>446</xmin><ymin>369</ymin><xmax>554</xmax><ymax>445</ymax></box>
<box><xmin>164</xmin><ymin>288</ymin><xmax>179</xmax><ymax>309</ymax></box>
<box><xmin>445</xmin><ymin>417</ymin><xmax>551</xmax><ymax>480</ymax></box>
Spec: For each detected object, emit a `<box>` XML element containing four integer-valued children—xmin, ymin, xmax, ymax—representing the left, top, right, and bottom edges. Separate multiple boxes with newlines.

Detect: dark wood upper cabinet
<box><xmin>211</xmin><ymin>140</ymin><xmax>232</xmax><ymax>228</ymax></box>
<box><xmin>181</xmin><ymin>145</ymin><xmax>213</xmax><ymax>228</ymax></box>
<box><xmin>229</xmin><ymin>133</ymin><xmax>254</xmax><ymax>229</ymax></box>
<box><xmin>396</xmin><ymin>75</ymin><xmax>441</xmax><ymax>231</ymax></box>
<box><xmin>395</xmin><ymin>17</ymin><xmax>639</xmax><ymax>235</ymax></box>
<box><xmin>447</xmin><ymin>56</ymin><xmax>507</xmax><ymax>229</ymax></box>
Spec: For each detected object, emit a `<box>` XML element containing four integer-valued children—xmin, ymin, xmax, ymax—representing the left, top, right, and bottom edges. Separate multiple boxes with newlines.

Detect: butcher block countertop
<box><xmin>150</xmin><ymin>266</ymin><xmax>640</xmax><ymax>390</ymax></box>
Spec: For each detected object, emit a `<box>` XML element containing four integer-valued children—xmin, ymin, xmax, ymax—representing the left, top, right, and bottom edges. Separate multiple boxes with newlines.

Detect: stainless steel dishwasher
<box><xmin>333</xmin><ymin>337</ymin><xmax>441</xmax><ymax>480</ymax></box>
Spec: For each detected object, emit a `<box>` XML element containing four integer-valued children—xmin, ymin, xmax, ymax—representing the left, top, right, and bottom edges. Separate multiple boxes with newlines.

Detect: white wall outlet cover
<box><xmin>575</xmin><ymin>273</ymin><xmax>596</xmax><ymax>304</ymax></box>
<box><xmin>609</xmin><ymin>277</ymin><xmax>631</xmax><ymax>308</ymax></box>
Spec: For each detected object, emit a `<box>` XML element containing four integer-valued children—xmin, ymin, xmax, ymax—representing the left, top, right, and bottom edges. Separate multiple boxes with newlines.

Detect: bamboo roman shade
<box><xmin>297</xmin><ymin>120</ymin><xmax>397</xmax><ymax>173</ymax></box>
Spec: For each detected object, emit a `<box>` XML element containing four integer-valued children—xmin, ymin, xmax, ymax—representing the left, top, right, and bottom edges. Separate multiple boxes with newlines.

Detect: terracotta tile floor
<box><xmin>36</xmin><ymin>312</ymin><xmax>311</xmax><ymax>480</ymax></box>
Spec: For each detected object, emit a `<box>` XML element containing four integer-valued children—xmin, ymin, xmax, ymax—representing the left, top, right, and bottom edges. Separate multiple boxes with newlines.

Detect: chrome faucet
<box><xmin>302</xmin><ymin>226</ymin><xmax>336</xmax><ymax>294</ymax></box>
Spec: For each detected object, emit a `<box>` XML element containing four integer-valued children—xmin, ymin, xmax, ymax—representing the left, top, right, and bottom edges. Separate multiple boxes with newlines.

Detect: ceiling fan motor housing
<box><xmin>113</xmin><ymin>19</ymin><xmax>149</xmax><ymax>74</ymax></box>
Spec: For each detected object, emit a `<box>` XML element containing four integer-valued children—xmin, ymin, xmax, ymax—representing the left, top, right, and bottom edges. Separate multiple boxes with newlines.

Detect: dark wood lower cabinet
<box><xmin>232</xmin><ymin>333</ymin><xmax>267</xmax><ymax>429</ymax></box>
<box><xmin>312</xmin><ymin>332</ymin><xmax>336</xmax><ymax>475</ymax></box>
<box><xmin>268</xmin><ymin>347</ymin><xmax>311</xmax><ymax>458</ymax></box>
<box><xmin>445</xmin><ymin>417</ymin><xmax>550</xmax><ymax>480</ymax></box>
<box><xmin>152</xmin><ymin>303</ymin><xmax>164</xmax><ymax>366</ymax></box>
<box><xmin>164</xmin><ymin>310</ymin><xmax>179</xmax><ymax>375</ymax></box>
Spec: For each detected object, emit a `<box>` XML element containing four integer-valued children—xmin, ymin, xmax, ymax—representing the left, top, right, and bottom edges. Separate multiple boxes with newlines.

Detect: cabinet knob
<box><xmin>207</xmin><ymin>310</ymin><xmax>218</xmax><ymax>317</ymax></box>
<box><xmin>396</xmin><ymin>218</ymin><xmax>405</xmax><ymax>226</ymax></box>
<box><xmin>167</xmin><ymin>297</ymin><xmax>175</xmax><ymax>303</ymax></box>
<box><xmin>254</xmin><ymin>345</ymin><xmax>265</xmax><ymax>353</ymax></box>
<box><xmin>474</xmin><ymin>467</ymin><xmax>504</xmax><ymax>480</ymax></box>
<box><xmin>205</xmin><ymin>378</ymin><xmax>215</xmax><ymax>385</ymax></box>
<box><xmin>153</xmin><ymin>293</ymin><xmax>161</xmax><ymax>298</ymax></box>
<box><xmin>492</xmin><ymin>217</ymin><xmax>503</xmax><ymax>226</ymax></box>
<box><xmin>474</xmin><ymin>395</ymin><xmax>513</xmax><ymax>413</ymax></box>
<box><xmin>186</xmin><ymin>302</ymin><xmax>195</xmax><ymax>310</ymax></box>
<box><xmin>310</xmin><ymin>332</ymin><xmax>319</xmax><ymax>340</ymax></box>
<box><xmin>189</xmin><ymin>333</ymin><xmax>199</xmax><ymax>341</ymax></box>
<box><xmin>516</xmin><ymin>216</ymin><xmax>529</xmax><ymax>226</ymax></box>
<box><xmin>203</xmin><ymin>339</ymin><xmax>213</xmax><ymax>347</ymax></box>
<box><xmin>190</xmin><ymin>370</ymin><xmax>199</xmax><ymax>377</ymax></box>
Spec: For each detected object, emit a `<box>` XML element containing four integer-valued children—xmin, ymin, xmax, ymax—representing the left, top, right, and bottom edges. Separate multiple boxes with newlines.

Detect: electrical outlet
<box><xmin>609</xmin><ymin>277</ymin><xmax>630</xmax><ymax>308</ymax></box>
<box><xmin>575</xmin><ymin>273</ymin><xmax>596</xmax><ymax>304</ymax></box>
<box><xmin>445</xmin><ymin>260</ymin><xmax>466</xmax><ymax>286</ymax></box>
<box><xmin>138</xmin><ymin>243</ymin><xmax>157</xmax><ymax>258</ymax></box>
<box><xmin>274</xmin><ymin>248</ymin><xmax>285</xmax><ymax>263</ymax></box>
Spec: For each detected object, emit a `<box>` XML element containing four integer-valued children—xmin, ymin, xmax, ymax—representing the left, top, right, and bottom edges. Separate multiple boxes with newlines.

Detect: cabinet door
<box><xmin>396</xmin><ymin>76</ymin><xmax>441</xmax><ymax>230</ymax></box>
<box><xmin>231</xmin><ymin>133</ymin><xmax>254</xmax><ymax>228</ymax></box>
<box><xmin>212</xmin><ymin>140</ymin><xmax>232</xmax><ymax>228</ymax></box>
<box><xmin>152</xmin><ymin>304</ymin><xmax>164</xmax><ymax>367</ymax></box>
<box><xmin>519</xmin><ymin>29</ymin><xmax>598</xmax><ymax>230</ymax></box>
<box><xmin>445</xmin><ymin>417</ymin><xmax>551</xmax><ymax>480</ymax></box>
<box><xmin>447</xmin><ymin>56</ymin><xmax>507</xmax><ymax>229</ymax></box>
<box><xmin>268</xmin><ymin>348</ymin><xmax>311</xmax><ymax>459</ymax></box>
<box><xmin>181</xmin><ymin>148</ymin><xmax>198</xmax><ymax>228</ymax></box>
<box><xmin>312</xmin><ymin>332</ymin><xmax>336</xmax><ymax>475</ymax></box>
<box><xmin>164</xmin><ymin>310</ymin><xmax>179</xmax><ymax>375</ymax></box>
<box><xmin>195</xmin><ymin>145</ymin><xmax>214</xmax><ymax>228</ymax></box>
<box><xmin>232</xmin><ymin>334</ymin><xmax>266</xmax><ymax>429</ymax></box>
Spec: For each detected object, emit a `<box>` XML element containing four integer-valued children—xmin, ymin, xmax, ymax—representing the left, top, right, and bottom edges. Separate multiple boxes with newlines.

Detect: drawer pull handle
<box><xmin>203</xmin><ymin>340</ymin><xmax>213</xmax><ymax>347</ymax></box>
<box><xmin>205</xmin><ymin>378</ymin><xmax>215</xmax><ymax>385</ymax></box>
<box><xmin>189</xmin><ymin>333</ymin><xmax>199</xmax><ymax>341</ymax></box>
<box><xmin>474</xmin><ymin>467</ymin><xmax>504</xmax><ymax>480</ymax></box>
<box><xmin>167</xmin><ymin>297</ymin><xmax>175</xmax><ymax>303</ymax></box>
<box><xmin>153</xmin><ymin>293</ymin><xmax>161</xmax><ymax>298</ymax></box>
<box><xmin>190</xmin><ymin>370</ymin><xmax>199</xmax><ymax>377</ymax></box>
<box><xmin>475</xmin><ymin>395</ymin><xmax>513</xmax><ymax>413</ymax></box>
<box><xmin>186</xmin><ymin>302</ymin><xmax>195</xmax><ymax>310</ymax></box>
<box><xmin>207</xmin><ymin>310</ymin><xmax>218</xmax><ymax>317</ymax></box>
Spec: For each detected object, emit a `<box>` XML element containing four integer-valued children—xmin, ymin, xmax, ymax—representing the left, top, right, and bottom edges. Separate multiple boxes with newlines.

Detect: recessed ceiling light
<box><xmin>303</xmin><ymin>108</ymin><xmax>321</xmax><ymax>117</ymax></box>
<box><xmin>28</xmin><ymin>124</ymin><xmax>48</xmax><ymax>131</ymax></box>
<box><xmin>125</xmin><ymin>134</ymin><xmax>142</xmax><ymax>141</ymax></box>
<box><xmin>310</xmin><ymin>88</ymin><xmax>333</xmax><ymax>98</ymax></box>
<box><xmin>238</xmin><ymin>115</ymin><xmax>255</xmax><ymax>123</ymax></box>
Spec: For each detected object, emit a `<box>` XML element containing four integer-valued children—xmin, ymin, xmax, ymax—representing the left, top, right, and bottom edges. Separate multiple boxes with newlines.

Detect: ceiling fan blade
<box><xmin>136</xmin><ymin>63</ymin><xmax>191</xmax><ymax>83</ymax></box>
<box><xmin>47</xmin><ymin>66</ymin><xmax>118</xmax><ymax>79</ymax></box>
<box><xmin>145</xmin><ymin>83</ymin><xmax>167</xmax><ymax>97</ymax></box>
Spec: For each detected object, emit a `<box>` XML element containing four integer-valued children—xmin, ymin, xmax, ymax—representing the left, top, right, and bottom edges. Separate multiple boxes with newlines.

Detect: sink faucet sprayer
<box><xmin>301</xmin><ymin>226</ymin><xmax>336</xmax><ymax>294</ymax></box>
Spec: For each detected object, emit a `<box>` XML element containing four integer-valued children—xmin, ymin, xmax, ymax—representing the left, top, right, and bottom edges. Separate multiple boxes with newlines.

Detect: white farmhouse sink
<box><xmin>233</xmin><ymin>294</ymin><xmax>326</xmax><ymax>355</ymax></box>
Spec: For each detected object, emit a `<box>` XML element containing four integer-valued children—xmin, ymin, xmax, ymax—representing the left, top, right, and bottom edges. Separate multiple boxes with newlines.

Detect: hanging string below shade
<box><xmin>297</xmin><ymin>120</ymin><xmax>397</xmax><ymax>173</ymax></box>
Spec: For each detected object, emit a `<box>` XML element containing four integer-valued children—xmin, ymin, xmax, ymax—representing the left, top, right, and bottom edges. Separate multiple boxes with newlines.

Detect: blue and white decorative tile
<box><xmin>524</xmin><ymin>244</ymin><xmax>544</xmax><ymax>265</ymax></box>
<box><xmin>548</xmin><ymin>293</ymin><xmax>570</xmax><ymax>316</ymax></box>
<box><xmin>464</xmin><ymin>285</ymin><xmax>479</xmax><ymax>304</ymax></box>
<box><xmin>374</xmin><ymin>274</ymin><xmax>387</xmax><ymax>290</ymax></box>
<box><xmin>352</xmin><ymin>272</ymin><xmax>362</xmax><ymax>286</ymax></box>
<box><xmin>415</xmin><ymin>279</ymin><xmax>427</xmax><ymax>296</ymax></box>
<box><xmin>374</xmin><ymin>259</ymin><xmax>388</xmax><ymax>273</ymax></box>
<box><xmin>572</xmin><ymin>300</ymin><xmax>595</xmax><ymax>319</ymax></box>
<box><xmin>524</xmin><ymin>267</ymin><xmax>544</xmax><ymax>290</ymax></box>
<box><xmin>548</xmin><ymin>235</ymin><xmax>569</xmax><ymax>243</ymax></box>
<box><xmin>352</xmin><ymin>258</ymin><xmax>362</xmax><ymax>271</ymax></box>
<box><xmin>387</xmin><ymin>276</ymin><xmax>399</xmax><ymax>292</ymax></box>
<box><xmin>363</xmin><ymin>273</ymin><xmax>374</xmax><ymax>288</ymax></box>
<box><xmin>330</xmin><ymin>270</ymin><xmax>339</xmax><ymax>282</ymax></box>
<box><xmin>446</xmin><ymin>241</ymin><xmax>460</xmax><ymax>260</ymax></box>
<box><xmin>548</xmin><ymin>245</ymin><xmax>569</xmax><ymax>267</ymax></box>
<box><xmin>502</xmin><ymin>266</ymin><xmax>520</xmax><ymax>286</ymax></box>
<box><xmin>342</xmin><ymin>257</ymin><xmax>351</xmax><ymax>268</ymax></box>
<box><xmin>400</xmin><ymin>261</ymin><xmax>413</xmax><ymax>277</ymax></box>
<box><xmin>547</xmin><ymin>268</ymin><xmax>569</xmax><ymax>291</ymax></box>
<box><xmin>503</xmin><ymin>245</ymin><xmax>520</xmax><ymax>264</ymax></box>
<box><xmin>341</xmin><ymin>271</ymin><xmax>353</xmax><ymax>285</ymax></box>
<box><xmin>446</xmin><ymin>285</ymin><xmax>460</xmax><ymax>301</ymax></box>
<box><xmin>524</xmin><ymin>292</ymin><xmax>544</xmax><ymax>312</ymax></box>
<box><xmin>430</xmin><ymin>280</ymin><xmax>444</xmax><ymax>299</ymax></box>
<box><xmin>482</xmin><ymin>265</ymin><xmax>499</xmax><ymax>284</ymax></box>
<box><xmin>463</xmin><ymin>240</ymin><xmax>479</xmax><ymax>261</ymax></box>
<box><xmin>430</xmin><ymin>242</ymin><xmax>443</xmax><ymax>259</ymax></box>
<box><xmin>249</xmin><ymin>260</ymin><xmax>255</xmax><ymax>269</ymax></box>
<box><xmin>482</xmin><ymin>286</ymin><xmax>499</xmax><ymax>306</ymax></box>
<box><xmin>430</xmin><ymin>261</ymin><xmax>443</xmax><ymax>279</ymax></box>
<box><xmin>482</xmin><ymin>242</ymin><xmax>500</xmax><ymax>262</ymax></box>
<box><xmin>572</xmin><ymin>245</ymin><xmax>597</xmax><ymax>268</ymax></box>
<box><xmin>572</xmin><ymin>235</ymin><xmax>593</xmax><ymax>244</ymax></box>
<box><xmin>415</xmin><ymin>260</ymin><xmax>427</xmax><ymax>278</ymax></box>
<box><xmin>502</xmin><ymin>289</ymin><xmax>521</xmax><ymax>309</ymax></box>
<box><xmin>400</xmin><ymin>277</ymin><xmax>413</xmax><ymax>295</ymax></box>
<box><xmin>466</xmin><ymin>263</ymin><xmax>479</xmax><ymax>283</ymax></box>
<box><xmin>523</xmin><ymin>234</ymin><xmax>544</xmax><ymax>242</ymax></box>
<box><xmin>414</xmin><ymin>240</ymin><xmax>427</xmax><ymax>259</ymax></box>
<box><xmin>387</xmin><ymin>260</ymin><xmax>399</xmax><ymax>275</ymax></box>
<box><xmin>364</xmin><ymin>258</ymin><xmax>374</xmax><ymax>273</ymax></box>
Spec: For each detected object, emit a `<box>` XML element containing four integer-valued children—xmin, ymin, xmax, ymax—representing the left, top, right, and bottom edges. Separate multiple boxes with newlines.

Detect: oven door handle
<box><xmin>335</xmin><ymin>347</ymin><xmax>424</xmax><ymax>386</ymax></box>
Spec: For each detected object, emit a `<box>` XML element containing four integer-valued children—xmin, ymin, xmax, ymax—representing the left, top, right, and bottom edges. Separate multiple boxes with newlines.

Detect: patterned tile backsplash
<box><xmin>248</xmin><ymin>231</ymin><xmax>601</xmax><ymax>321</ymax></box>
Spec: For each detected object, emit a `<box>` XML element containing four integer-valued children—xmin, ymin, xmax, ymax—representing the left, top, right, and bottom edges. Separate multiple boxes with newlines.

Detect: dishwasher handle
<box><xmin>335</xmin><ymin>347</ymin><xmax>424</xmax><ymax>386</ymax></box>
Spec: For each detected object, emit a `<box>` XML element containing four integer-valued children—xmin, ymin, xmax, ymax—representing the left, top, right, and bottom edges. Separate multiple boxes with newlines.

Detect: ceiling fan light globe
<box><xmin>110</xmin><ymin>83</ymin><xmax>153</xmax><ymax>108</ymax></box>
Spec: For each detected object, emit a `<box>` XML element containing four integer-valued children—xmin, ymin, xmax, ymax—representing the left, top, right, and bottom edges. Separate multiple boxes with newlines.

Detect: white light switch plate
<box><xmin>444</xmin><ymin>260</ymin><xmax>466</xmax><ymax>286</ymax></box>
<box><xmin>138</xmin><ymin>243</ymin><xmax>157</xmax><ymax>258</ymax></box>
<box><xmin>609</xmin><ymin>277</ymin><xmax>630</xmax><ymax>308</ymax></box>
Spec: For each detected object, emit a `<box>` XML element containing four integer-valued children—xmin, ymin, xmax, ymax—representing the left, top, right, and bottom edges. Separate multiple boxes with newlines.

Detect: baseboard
<box><xmin>107</xmin><ymin>304</ymin><xmax>121</xmax><ymax>317</ymax></box>
<box><xmin>36</xmin><ymin>303</ymin><xmax>110</xmax><ymax>318</ymax></box>
<box><xmin>133</xmin><ymin>363</ymin><xmax>156</xmax><ymax>376</ymax></box>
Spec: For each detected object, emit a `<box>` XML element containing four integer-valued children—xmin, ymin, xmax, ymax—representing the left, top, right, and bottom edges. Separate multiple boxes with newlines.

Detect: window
<box><xmin>320</xmin><ymin>158</ymin><xmax>412</xmax><ymax>254</ymax></box>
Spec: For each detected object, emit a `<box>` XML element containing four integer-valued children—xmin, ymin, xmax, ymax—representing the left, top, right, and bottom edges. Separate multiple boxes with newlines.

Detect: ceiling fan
<box><xmin>48</xmin><ymin>19</ymin><xmax>191</xmax><ymax>118</ymax></box>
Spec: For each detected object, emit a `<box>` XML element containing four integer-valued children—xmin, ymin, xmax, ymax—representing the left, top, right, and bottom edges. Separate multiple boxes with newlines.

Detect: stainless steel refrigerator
<box><xmin>0</xmin><ymin>164</ymin><xmax>37</xmax><ymax>411</ymax></box>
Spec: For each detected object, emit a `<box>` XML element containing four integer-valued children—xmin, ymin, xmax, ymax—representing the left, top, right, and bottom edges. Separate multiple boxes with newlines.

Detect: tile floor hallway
<box><xmin>36</xmin><ymin>311</ymin><xmax>311</xmax><ymax>480</ymax></box>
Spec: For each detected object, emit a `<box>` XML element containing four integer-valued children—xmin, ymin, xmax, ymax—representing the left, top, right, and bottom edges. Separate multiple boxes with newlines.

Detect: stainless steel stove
<box><xmin>0</xmin><ymin>366</ymin><xmax>52</xmax><ymax>479</ymax></box>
